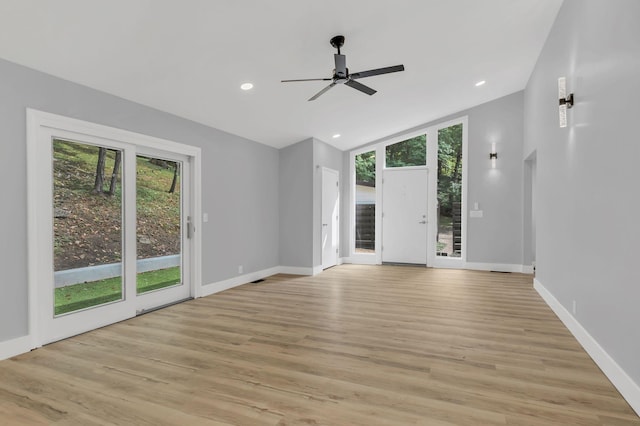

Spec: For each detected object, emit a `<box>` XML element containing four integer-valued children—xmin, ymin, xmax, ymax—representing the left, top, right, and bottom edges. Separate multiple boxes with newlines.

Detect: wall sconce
<box><xmin>489</xmin><ymin>142</ymin><xmax>497</xmax><ymax>168</ymax></box>
<box><xmin>558</xmin><ymin>77</ymin><xmax>574</xmax><ymax>128</ymax></box>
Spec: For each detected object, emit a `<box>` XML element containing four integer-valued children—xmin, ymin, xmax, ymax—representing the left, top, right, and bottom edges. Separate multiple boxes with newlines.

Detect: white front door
<box><xmin>322</xmin><ymin>168</ymin><xmax>339</xmax><ymax>269</ymax></box>
<box><xmin>382</xmin><ymin>168</ymin><xmax>428</xmax><ymax>264</ymax></box>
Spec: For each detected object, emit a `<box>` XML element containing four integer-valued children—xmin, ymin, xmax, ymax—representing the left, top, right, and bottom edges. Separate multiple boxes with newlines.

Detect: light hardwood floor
<box><xmin>1</xmin><ymin>265</ymin><xmax>638</xmax><ymax>425</ymax></box>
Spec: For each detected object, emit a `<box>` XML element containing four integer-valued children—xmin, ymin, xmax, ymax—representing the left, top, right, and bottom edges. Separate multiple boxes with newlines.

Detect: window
<box><xmin>385</xmin><ymin>135</ymin><xmax>426</xmax><ymax>168</ymax></box>
<box><xmin>53</xmin><ymin>139</ymin><xmax>124</xmax><ymax>315</ymax></box>
<box><xmin>354</xmin><ymin>150</ymin><xmax>376</xmax><ymax>253</ymax></box>
<box><xmin>436</xmin><ymin>124</ymin><xmax>463</xmax><ymax>257</ymax></box>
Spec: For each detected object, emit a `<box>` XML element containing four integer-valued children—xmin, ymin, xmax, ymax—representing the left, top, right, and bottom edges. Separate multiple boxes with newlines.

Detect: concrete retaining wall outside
<box><xmin>54</xmin><ymin>255</ymin><xmax>180</xmax><ymax>288</ymax></box>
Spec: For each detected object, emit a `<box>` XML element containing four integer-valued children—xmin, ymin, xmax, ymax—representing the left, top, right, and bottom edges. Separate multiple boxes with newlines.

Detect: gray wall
<box><xmin>466</xmin><ymin>92</ymin><xmax>524</xmax><ymax>264</ymax></box>
<box><xmin>312</xmin><ymin>139</ymin><xmax>344</xmax><ymax>268</ymax></box>
<box><xmin>0</xmin><ymin>58</ymin><xmax>280</xmax><ymax>342</ymax></box>
<box><xmin>278</xmin><ymin>137</ymin><xmax>344</xmax><ymax>270</ymax></box>
<box><xmin>524</xmin><ymin>0</ymin><xmax>640</xmax><ymax>384</ymax></box>
<box><xmin>349</xmin><ymin>91</ymin><xmax>526</xmax><ymax>266</ymax></box>
<box><xmin>278</xmin><ymin>139</ymin><xmax>313</xmax><ymax>268</ymax></box>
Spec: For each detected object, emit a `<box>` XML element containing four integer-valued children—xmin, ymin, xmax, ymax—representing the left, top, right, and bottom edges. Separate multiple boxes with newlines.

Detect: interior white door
<box><xmin>322</xmin><ymin>168</ymin><xmax>339</xmax><ymax>269</ymax></box>
<box><xmin>382</xmin><ymin>168</ymin><xmax>428</xmax><ymax>264</ymax></box>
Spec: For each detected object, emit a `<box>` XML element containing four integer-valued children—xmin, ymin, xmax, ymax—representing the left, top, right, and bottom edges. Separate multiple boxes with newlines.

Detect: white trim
<box><xmin>199</xmin><ymin>267</ymin><xmax>281</xmax><ymax>298</ymax></box>
<box><xmin>312</xmin><ymin>265</ymin><xmax>323</xmax><ymax>275</ymax></box>
<box><xmin>522</xmin><ymin>265</ymin><xmax>535</xmax><ymax>274</ymax></box>
<box><xmin>534</xmin><ymin>279</ymin><xmax>640</xmax><ymax>416</ymax></box>
<box><xmin>374</xmin><ymin>145</ymin><xmax>383</xmax><ymax>264</ymax></box>
<box><xmin>26</xmin><ymin>110</ymin><xmax>42</xmax><ymax>349</ymax></box>
<box><xmin>464</xmin><ymin>262</ymin><xmax>527</xmax><ymax>273</ymax></box>
<box><xmin>192</xmin><ymin>152</ymin><xmax>203</xmax><ymax>298</ymax></box>
<box><xmin>28</xmin><ymin>109</ymin><xmax>201</xmax><ymax>157</ymax></box>
<box><xmin>278</xmin><ymin>266</ymin><xmax>315</xmax><ymax>276</ymax></box>
<box><xmin>343</xmin><ymin>257</ymin><xmax>528</xmax><ymax>273</ymax></box>
<box><xmin>0</xmin><ymin>335</ymin><xmax>32</xmax><ymax>361</ymax></box>
<box><xmin>341</xmin><ymin>255</ymin><xmax>378</xmax><ymax>265</ymax></box>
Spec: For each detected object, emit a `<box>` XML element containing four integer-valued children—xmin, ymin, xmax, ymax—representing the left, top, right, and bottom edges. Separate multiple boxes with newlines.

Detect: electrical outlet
<box><xmin>238</xmin><ymin>265</ymin><xmax>243</xmax><ymax>274</ymax></box>
<box><xmin>572</xmin><ymin>300</ymin><xmax>577</xmax><ymax>315</ymax></box>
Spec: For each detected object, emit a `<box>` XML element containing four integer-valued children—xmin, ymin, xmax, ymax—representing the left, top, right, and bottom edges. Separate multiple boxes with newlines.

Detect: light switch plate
<box><xmin>203</xmin><ymin>213</ymin><xmax>209</xmax><ymax>223</ymax></box>
<box><xmin>470</xmin><ymin>210</ymin><xmax>483</xmax><ymax>218</ymax></box>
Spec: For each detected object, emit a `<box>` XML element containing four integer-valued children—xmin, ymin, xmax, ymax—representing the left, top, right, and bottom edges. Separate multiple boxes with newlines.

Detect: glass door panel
<box><xmin>135</xmin><ymin>155</ymin><xmax>183</xmax><ymax>295</ymax></box>
<box><xmin>436</xmin><ymin>124</ymin><xmax>463</xmax><ymax>258</ymax></box>
<box><xmin>52</xmin><ymin>139</ymin><xmax>124</xmax><ymax>315</ymax></box>
<box><xmin>355</xmin><ymin>150</ymin><xmax>376</xmax><ymax>254</ymax></box>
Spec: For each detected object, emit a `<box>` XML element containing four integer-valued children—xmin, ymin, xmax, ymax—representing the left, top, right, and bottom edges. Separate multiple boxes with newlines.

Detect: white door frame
<box><xmin>321</xmin><ymin>167</ymin><xmax>340</xmax><ymax>269</ymax></box>
<box><xmin>26</xmin><ymin>109</ymin><xmax>202</xmax><ymax>347</ymax></box>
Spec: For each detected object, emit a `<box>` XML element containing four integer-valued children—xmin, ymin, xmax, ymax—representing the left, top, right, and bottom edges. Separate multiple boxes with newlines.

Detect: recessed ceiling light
<box><xmin>240</xmin><ymin>82</ymin><xmax>254</xmax><ymax>91</ymax></box>
<box><xmin>475</xmin><ymin>80</ymin><xmax>486</xmax><ymax>87</ymax></box>
<box><xmin>332</xmin><ymin>134</ymin><xmax>341</xmax><ymax>139</ymax></box>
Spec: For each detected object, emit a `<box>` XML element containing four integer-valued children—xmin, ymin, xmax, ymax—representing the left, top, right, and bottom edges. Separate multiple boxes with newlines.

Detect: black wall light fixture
<box><xmin>489</xmin><ymin>143</ymin><xmax>497</xmax><ymax>168</ymax></box>
<box><xmin>558</xmin><ymin>77</ymin><xmax>574</xmax><ymax>128</ymax></box>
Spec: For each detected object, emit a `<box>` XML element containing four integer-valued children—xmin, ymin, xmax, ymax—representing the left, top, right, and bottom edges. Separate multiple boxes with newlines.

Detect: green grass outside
<box><xmin>55</xmin><ymin>266</ymin><xmax>181</xmax><ymax>315</ymax></box>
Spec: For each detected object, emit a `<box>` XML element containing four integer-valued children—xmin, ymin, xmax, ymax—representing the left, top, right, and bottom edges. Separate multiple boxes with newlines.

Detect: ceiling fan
<box><xmin>281</xmin><ymin>35</ymin><xmax>405</xmax><ymax>101</ymax></box>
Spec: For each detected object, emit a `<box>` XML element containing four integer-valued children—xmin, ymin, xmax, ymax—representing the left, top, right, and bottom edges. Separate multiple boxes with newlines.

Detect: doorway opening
<box><xmin>321</xmin><ymin>168</ymin><xmax>339</xmax><ymax>270</ymax></box>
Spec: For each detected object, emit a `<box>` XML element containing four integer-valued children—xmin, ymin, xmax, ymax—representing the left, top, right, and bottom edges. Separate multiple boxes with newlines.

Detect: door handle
<box><xmin>418</xmin><ymin>220</ymin><xmax>427</xmax><ymax>224</ymax></box>
<box><xmin>322</xmin><ymin>223</ymin><xmax>328</xmax><ymax>227</ymax></box>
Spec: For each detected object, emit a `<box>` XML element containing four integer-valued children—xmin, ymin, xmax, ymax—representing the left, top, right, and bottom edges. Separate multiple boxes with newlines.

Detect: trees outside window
<box><xmin>437</xmin><ymin>124</ymin><xmax>463</xmax><ymax>257</ymax></box>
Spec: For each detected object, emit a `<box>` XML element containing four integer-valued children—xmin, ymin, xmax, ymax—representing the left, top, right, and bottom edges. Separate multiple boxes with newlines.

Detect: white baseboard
<box><xmin>522</xmin><ymin>265</ymin><xmax>535</xmax><ymax>274</ymax></box>
<box><xmin>343</xmin><ymin>258</ymin><xmax>528</xmax><ymax>273</ymax></box>
<box><xmin>341</xmin><ymin>256</ymin><xmax>378</xmax><ymax>265</ymax></box>
<box><xmin>278</xmin><ymin>266</ymin><xmax>315</xmax><ymax>276</ymax></box>
<box><xmin>0</xmin><ymin>335</ymin><xmax>32</xmax><ymax>361</ymax></box>
<box><xmin>199</xmin><ymin>266</ymin><xmax>281</xmax><ymax>297</ymax></box>
<box><xmin>465</xmin><ymin>262</ymin><xmax>527</xmax><ymax>273</ymax></box>
<box><xmin>534</xmin><ymin>279</ymin><xmax>640</xmax><ymax>416</ymax></box>
<box><xmin>312</xmin><ymin>265</ymin><xmax>323</xmax><ymax>275</ymax></box>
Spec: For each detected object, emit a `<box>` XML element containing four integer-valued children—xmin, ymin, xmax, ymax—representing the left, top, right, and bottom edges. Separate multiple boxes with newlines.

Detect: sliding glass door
<box><xmin>32</xmin><ymin>118</ymin><xmax>195</xmax><ymax>345</ymax></box>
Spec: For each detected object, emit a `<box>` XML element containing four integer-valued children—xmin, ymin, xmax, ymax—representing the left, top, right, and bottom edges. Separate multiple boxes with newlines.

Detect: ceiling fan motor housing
<box><xmin>330</xmin><ymin>35</ymin><xmax>345</xmax><ymax>50</ymax></box>
<box><xmin>334</xmin><ymin>68</ymin><xmax>348</xmax><ymax>80</ymax></box>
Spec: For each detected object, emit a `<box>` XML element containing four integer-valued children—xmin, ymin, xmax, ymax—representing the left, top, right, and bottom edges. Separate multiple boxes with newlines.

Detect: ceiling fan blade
<box><xmin>350</xmin><ymin>65</ymin><xmax>405</xmax><ymax>79</ymax></box>
<box><xmin>308</xmin><ymin>82</ymin><xmax>337</xmax><ymax>101</ymax></box>
<box><xmin>345</xmin><ymin>79</ymin><xmax>377</xmax><ymax>96</ymax></box>
<box><xmin>334</xmin><ymin>54</ymin><xmax>347</xmax><ymax>77</ymax></box>
<box><xmin>281</xmin><ymin>78</ymin><xmax>333</xmax><ymax>82</ymax></box>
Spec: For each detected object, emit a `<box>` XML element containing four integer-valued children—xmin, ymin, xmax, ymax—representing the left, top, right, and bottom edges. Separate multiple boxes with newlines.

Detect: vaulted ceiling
<box><xmin>0</xmin><ymin>0</ymin><xmax>563</xmax><ymax>149</ymax></box>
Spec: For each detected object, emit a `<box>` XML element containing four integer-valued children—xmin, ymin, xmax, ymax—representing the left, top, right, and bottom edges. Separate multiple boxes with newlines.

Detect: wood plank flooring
<box><xmin>1</xmin><ymin>265</ymin><xmax>638</xmax><ymax>425</ymax></box>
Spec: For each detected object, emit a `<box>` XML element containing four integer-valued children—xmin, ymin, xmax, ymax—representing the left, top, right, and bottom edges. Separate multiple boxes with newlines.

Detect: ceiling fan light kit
<box><xmin>282</xmin><ymin>35</ymin><xmax>405</xmax><ymax>101</ymax></box>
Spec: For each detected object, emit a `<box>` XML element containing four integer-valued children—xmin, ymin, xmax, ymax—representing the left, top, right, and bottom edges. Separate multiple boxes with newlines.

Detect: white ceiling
<box><xmin>0</xmin><ymin>0</ymin><xmax>562</xmax><ymax>150</ymax></box>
